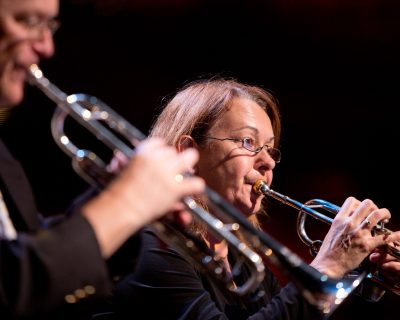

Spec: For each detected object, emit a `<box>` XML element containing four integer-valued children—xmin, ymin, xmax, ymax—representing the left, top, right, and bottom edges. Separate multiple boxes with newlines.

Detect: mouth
<box><xmin>10</xmin><ymin>62</ymin><xmax>31</xmax><ymax>82</ymax></box>
<box><xmin>17</xmin><ymin>60</ymin><xmax>38</xmax><ymax>79</ymax></box>
<box><xmin>10</xmin><ymin>67</ymin><xmax>26</xmax><ymax>83</ymax></box>
<box><xmin>246</xmin><ymin>178</ymin><xmax>269</xmax><ymax>196</ymax></box>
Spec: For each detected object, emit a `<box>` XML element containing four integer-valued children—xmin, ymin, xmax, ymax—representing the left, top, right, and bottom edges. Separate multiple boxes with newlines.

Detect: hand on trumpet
<box><xmin>82</xmin><ymin>137</ymin><xmax>205</xmax><ymax>257</ymax></box>
<box><xmin>369</xmin><ymin>230</ymin><xmax>400</xmax><ymax>282</ymax></box>
<box><xmin>310</xmin><ymin>196</ymin><xmax>392</xmax><ymax>279</ymax></box>
<box><xmin>106</xmin><ymin>138</ymin><xmax>199</xmax><ymax>227</ymax></box>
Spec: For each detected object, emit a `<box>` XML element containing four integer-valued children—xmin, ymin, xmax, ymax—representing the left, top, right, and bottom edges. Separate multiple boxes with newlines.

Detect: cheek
<box><xmin>221</xmin><ymin>158</ymin><xmax>250</xmax><ymax>185</ymax></box>
<box><xmin>198</xmin><ymin>147</ymin><xmax>254</xmax><ymax>194</ymax></box>
<box><xmin>223</xmin><ymin>159</ymin><xmax>255</xmax><ymax>201</ymax></box>
<box><xmin>234</xmin><ymin>158</ymin><xmax>255</xmax><ymax>182</ymax></box>
<box><xmin>199</xmin><ymin>160</ymin><xmax>240</xmax><ymax>196</ymax></box>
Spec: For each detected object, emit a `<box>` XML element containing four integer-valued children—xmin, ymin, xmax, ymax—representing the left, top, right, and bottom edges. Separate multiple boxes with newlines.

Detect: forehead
<box><xmin>0</xmin><ymin>0</ymin><xmax>59</xmax><ymax>17</ymax></box>
<box><xmin>213</xmin><ymin>97</ymin><xmax>273</xmax><ymax>135</ymax></box>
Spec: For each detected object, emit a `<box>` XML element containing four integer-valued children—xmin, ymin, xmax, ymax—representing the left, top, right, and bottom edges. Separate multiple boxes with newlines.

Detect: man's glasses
<box><xmin>15</xmin><ymin>15</ymin><xmax>61</xmax><ymax>37</ymax></box>
<box><xmin>205</xmin><ymin>136</ymin><xmax>281</xmax><ymax>163</ymax></box>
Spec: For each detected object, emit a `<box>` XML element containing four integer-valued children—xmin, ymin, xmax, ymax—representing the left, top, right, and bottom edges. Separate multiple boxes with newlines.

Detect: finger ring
<box><xmin>175</xmin><ymin>174</ymin><xmax>184</xmax><ymax>183</ymax></box>
<box><xmin>364</xmin><ymin>219</ymin><xmax>371</xmax><ymax>226</ymax></box>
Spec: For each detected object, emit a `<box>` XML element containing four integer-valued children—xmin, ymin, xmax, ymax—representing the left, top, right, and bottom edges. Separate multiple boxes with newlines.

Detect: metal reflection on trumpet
<box><xmin>253</xmin><ymin>179</ymin><xmax>400</xmax><ymax>302</ymax></box>
<box><xmin>28</xmin><ymin>64</ymin><xmax>366</xmax><ymax>315</ymax></box>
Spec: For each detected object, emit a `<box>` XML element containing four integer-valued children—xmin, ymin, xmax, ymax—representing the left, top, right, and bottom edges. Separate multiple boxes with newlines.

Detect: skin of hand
<box><xmin>106</xmin><ymin>150</ymin><xmax>129</xmax><ymax>173</ymax></box>
<box><xmin>82</xmin><ymin>137</ymin><xmax>205</xmax><ymax>258</ymax></box>
<box><xmin>310</xmin><ymin>196</ymin><xmax>392</xmax><ymax>278</ymax></box>
<box><xmin>106</xmin><ymin>148</ymin><xmax>194</xmax><ymax>227</ymax></box>
<box><xmin>369</xmin><ymin>231</ymin><xmax>400</xmax><ymax>281</ymax></box>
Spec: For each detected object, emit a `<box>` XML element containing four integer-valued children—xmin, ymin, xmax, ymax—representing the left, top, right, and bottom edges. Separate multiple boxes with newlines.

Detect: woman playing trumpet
<box><xmin>109</xmin><ymin>78</ymin><xmax>400</xmax><ymax>319</ymax></box>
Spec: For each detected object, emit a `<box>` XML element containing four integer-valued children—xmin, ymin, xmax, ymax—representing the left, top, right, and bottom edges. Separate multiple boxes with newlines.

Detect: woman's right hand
<box><xmin>310</xmin><ymin>196</ymin><xmax>391</xmax><ymax>278</ymax></box>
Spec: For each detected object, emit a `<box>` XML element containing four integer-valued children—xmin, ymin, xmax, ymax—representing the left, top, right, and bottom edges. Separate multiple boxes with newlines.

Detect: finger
<box><xmin>386</xmin><ymin>230</ymin><xmax>400</xmax><ymax>244</ymax></box>
<box><xmin>171</xmin><ymin>202</ymin><xmax>187</xmax><ymax>212</ymax></box>
<box><xmin>351</xmin><ymin>199</ymin><xmax>379</xmax><ymax>226</ymax></box>
<box><xmin>179</xmin><ymin>177</ymin><xmax>205</xmax><ymax>196</ymax></box>
<box><xmin>369</xmin><ymin>252</ymin><xmax>383</xmax><ymax>263</ymax></box>
<box><xmin>106</xmin><ymin>151</ymin><xmax>130</xmax><ymax>173</ymax></box>
<box><xmin>134</xmin><ymin>137</ymin><xmax>167</xmax><ymax>154</ymax></box>
<box><xmin>162</xmin><ymin>206</ymin><xmax>193</xmax><ymax>227</ymax></box>
<box><xmin>362</xmin><ymin>208</ymin><xmax>391</xmax><ymax>230</ymax></box>
<box><xmin>335</xmin><ymin>196</ymin><xmax>360</xmax><ymax>219</ymax></box>
<box><xmin>369</xmin><ymin>232</ymin><xmax>397</xmax><ymax>253</ymax></box>
<box><xmin>173</xmin><ymin>210</ymin><xmax>193</xmax><ymax>226</ymax></box>
<box><xmin>175</xmin><ymin>148</ymin><xmax>200</xmax><ymax>173</ymax></box>
<box><xmin>369</xmin><ymin>251</ymin><xmax>394</xmax><ymax>264</ymax></box>
<box><xmin>380</xmin><ymin>261</ymin><xmax>400</xmax><ymax>273</ymax></box>
<box><xmin>106</xmin><ymin>156</ymin><xmax>120</xmax><ymax>173</ymax></box>
<box><xmin>114</xmin><ymin>150</ymin><xmax>129</xmax><ymax>166</ymax></box>
<box><xmin>151</xmin><ymin>145</ymin><xmax>178</xmax><ymax>162</ymax></box>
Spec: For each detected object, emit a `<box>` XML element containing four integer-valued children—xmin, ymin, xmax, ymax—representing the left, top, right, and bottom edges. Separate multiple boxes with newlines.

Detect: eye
<box><xmin>13</xmin><ymin>14</ymin><xmax>60</xmax><ymax>35</ymax></box>
<box><xmin>242</xmin><ymin>137</ymin><xmax>257</xmax><ymax>151</ymax></box>
<box><xmin>14</xmin><ymin>14</ymin><xmax>41</xmax><ymax>29</ymax></box>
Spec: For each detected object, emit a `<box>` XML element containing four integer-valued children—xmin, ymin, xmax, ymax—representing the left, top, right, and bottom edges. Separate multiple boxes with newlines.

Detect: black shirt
<box><xmin>111</xmin><ymin>228</ymin><xmax>322</xmax><ymax>320</ymax></box>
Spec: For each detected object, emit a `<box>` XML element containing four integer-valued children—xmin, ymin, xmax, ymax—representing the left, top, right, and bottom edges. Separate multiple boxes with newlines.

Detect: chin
<box><xmin>234</xmin><ymin>201</ymin><xmax>260</xmax><ymax>218</ymax></box>
<box><xmin>5</xmin><ymin>85</ymin><xmax>24</xmax><ymax>107</ymax></box>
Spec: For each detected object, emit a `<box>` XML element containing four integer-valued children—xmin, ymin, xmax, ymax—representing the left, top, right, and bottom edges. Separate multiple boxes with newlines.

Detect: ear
<box><xmin>177</xmin><ymin>135</ymin><xmax>198</xmax><ymax>153</ymax></box>
<box><xmin>177</xmin><ymin>135</ymin><xmax>200</xmax><ymax>175</ymax></box>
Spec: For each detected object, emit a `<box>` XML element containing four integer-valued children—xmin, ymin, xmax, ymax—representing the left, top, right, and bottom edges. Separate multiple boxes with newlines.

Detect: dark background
<box><xmin>1</xmin><ymin>0</ymin><xmax>400</xmax><ymax>318</ymax></box>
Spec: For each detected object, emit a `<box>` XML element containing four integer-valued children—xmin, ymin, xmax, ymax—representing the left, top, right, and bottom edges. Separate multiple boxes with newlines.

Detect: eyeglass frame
<box><xmin>14</xmin><ymin>15</ymin><xmax>61</xmax><ymax>37</ymax></box>
<box><xmin>204</xmin><ymin>136</ymin><xmax>281</xmax><ymax>163</ymax></box>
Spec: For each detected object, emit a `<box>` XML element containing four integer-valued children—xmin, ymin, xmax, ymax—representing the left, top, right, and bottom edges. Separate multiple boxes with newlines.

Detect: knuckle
<box><xmin>362</xmin><ymin>198</ymin><xmax>375</xmax><ymax>209</ymax></box>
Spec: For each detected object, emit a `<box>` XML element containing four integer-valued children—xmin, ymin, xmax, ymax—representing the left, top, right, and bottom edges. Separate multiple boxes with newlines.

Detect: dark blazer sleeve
<box><xmin>0</xmin><ymin>139</ymin><xmax>111</xmax><ymax>318</ymax></box>
<box><xmin>0</xmin><ymin>209</ymin><xmax>111</xmax><ymax>318</ymax></box>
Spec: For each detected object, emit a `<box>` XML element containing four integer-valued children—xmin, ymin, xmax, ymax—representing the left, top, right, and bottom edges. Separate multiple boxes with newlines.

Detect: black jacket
<box><xmin>0</xmin><ymin>139</ymin><xmax>110</xmax><ymax>319</ymax></box>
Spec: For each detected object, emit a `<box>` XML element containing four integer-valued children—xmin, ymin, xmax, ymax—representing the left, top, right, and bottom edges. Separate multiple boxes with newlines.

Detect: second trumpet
<box><xmin>253</xmin><ymin>179</ymin><xmax>400</xmax><ymax>301</ymax></box>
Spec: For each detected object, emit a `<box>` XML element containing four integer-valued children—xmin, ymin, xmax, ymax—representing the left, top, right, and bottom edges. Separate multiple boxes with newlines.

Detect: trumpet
<box><xmin>253</xmin><ymin>179</ymin><xmax>400</xmax><ymax>302</ymax></box>
<box><xmin>28</xmin><ymin>63</ymin><xmax>365</xmax><ymax>315</ymax></box>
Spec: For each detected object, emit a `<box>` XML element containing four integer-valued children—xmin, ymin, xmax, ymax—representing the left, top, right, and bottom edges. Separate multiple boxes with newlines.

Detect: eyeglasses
<box><xmin>15</xmin><ymin>15</ymin><xmax>61</xmax><ymax>37</ymax></box>
<box><xmin>205</xmin><ymin>136</ymin><xmax>281</xmax><ymax>163</ymax></box>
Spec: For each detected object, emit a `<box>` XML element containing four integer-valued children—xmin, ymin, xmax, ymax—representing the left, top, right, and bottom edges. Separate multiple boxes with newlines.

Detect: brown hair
<box><xmin>150</xmin><ymin>77</ymin><xmax>281</xmax><ymax>229</ymax></box>
<box><xmin>151</xmin><ymin>78</ymin><xmax>281</xmax><ymax>148</ymax></box>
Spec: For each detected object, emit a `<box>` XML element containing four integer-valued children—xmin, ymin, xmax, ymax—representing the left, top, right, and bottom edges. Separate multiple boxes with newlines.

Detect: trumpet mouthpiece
<box><xmin>253</xmin><ymin>180</ymin><xmax>269</xmax><ymax>195</ymax></box>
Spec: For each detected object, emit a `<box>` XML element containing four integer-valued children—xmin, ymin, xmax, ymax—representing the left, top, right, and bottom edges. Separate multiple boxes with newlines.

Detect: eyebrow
<box><xmin>231</xmin><ymin>125</ymin><xmax>275</xmax><ymax>143</ymax></box>
<box><xmin>16</xmin><ymin>8</ymin><xmax>57</xmax><ymax>20</ymax></box>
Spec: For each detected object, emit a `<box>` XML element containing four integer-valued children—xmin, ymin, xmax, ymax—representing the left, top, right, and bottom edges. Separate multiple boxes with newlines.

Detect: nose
<box><xmin>31</xmin><ymin>29</ymin><xmax>55</xmax><ymax>58</ymax></box>
<box><xmin>254</xmin><ymin>147</ymin><xmax>276</xmax><ymax>176</ymax></box>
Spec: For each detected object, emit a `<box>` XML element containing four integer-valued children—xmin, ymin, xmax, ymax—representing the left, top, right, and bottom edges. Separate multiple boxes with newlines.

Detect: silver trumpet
<box><xmin>253</xmin><ymin>179</ymin><xmax>400</xmax><ymax>302</ymax></box>
<box><xmin>28</xmin><ymin>64</ymin><xmax>365</xmax><ymax>315</ymax></box>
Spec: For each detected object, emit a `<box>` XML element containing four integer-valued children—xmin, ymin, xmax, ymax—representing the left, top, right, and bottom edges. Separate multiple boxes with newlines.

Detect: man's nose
<box><xmin>31</xmin><ymin>29</ymin><xmax>55</xmax><ymax>58</ymax></box>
